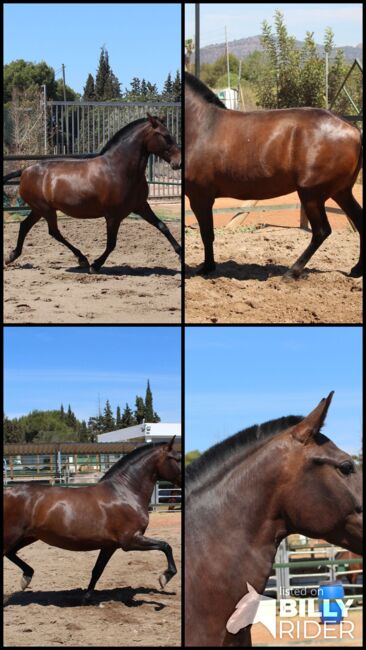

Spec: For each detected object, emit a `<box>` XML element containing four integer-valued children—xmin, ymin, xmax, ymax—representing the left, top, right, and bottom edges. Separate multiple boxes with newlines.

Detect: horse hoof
<box><xmin>82</xmin><ymin>591</ymin><xmax>93</xmax><ymax>604</ymax></box>
<box><xmin>78</xmin><ymin>257</ymin><xmax>89</xmax><ymax>268</ymax></box>
<box><xmin>21</xmin><ymin>574</ymin><xmax>32</xmax><ymax>591</ymax></box>
<box><xmin>88</xmin><ymin>265</ymin><xmax>99</xmax><ymax>274</ymax></box>
<box><xmin>159</xmin><ymin>573</ymin><xmax>168</xmax><ymax>589</ymax></box>
<box><xmin>5</xmin><ymin>252</ymin><xmax>17</xmax><ymax>265</ymax></box>
<box><xmin>282</xmin><ymin>270</ymin><xmax>301</xmax><ymax>282</ymax></box>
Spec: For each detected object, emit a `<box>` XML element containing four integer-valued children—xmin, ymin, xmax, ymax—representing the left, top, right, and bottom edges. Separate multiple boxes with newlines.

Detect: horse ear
<box><xmin>146</xmin><ymin>113</ymin><xmax>159</xmax><ymax>129</ymax></box>
<box><xmin>291</xmin><ymin>391</ymin><xmax>334</xmax><ymax>444</ymax></box>
<box><xmin>167</xmin><ymin>435</ymin><xmax>176</xmax><ymax>451</ymax></box>
<box><xmin>159</xmin><ymin>114</ymin><xmax>166</xmax><ymax>125</ymax></box>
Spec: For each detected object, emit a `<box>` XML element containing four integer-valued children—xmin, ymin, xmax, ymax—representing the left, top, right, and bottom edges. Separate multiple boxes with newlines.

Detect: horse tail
<box><xmin>3</xmin><ymin>169</ymin><xmax>23</xmax><ymax>183</ymax></box>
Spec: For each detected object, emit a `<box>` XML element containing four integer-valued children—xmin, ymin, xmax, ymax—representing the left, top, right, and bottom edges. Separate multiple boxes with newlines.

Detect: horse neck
<box><xmin>185</xmin><ymin>92</ymin><xmax>219</xmax><ymax>138</ymax></box>
<box><xmin>104</xmin><ymin>126</ymin><xmax>149</xmax><ymax>174</ymax></box>
<box><xmin>108</xmin><ymin>450</ymin><xmax>160</xmax><ymax>507</ymax></box>
<box><xmin>186</xmin><ymin>439</ymin><xmax>289</xmax><ymax>595</ymax></box>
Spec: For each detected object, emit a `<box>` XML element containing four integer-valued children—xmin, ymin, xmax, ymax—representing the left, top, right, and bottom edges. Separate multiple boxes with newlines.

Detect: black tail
<box><xmin>3</xmin><ymin>169</ymin><xmax>23</xmax><ymax>183</ymax></box>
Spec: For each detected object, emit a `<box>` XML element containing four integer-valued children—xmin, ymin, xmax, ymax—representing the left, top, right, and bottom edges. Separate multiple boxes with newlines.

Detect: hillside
<box><xmin>199</xmin><ymin>35</ymin><xmax>362</xmax><ymax>64</ymax></box>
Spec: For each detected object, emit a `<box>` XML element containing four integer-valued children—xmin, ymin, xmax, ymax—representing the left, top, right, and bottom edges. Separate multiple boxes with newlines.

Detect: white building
<box><xmin>215</xmin><ymin>87</ymin><xmax>239</xmax><ymax>110</ymax></box>
<box><xmin>97</xmin><ymin>422</ymin><xmax>181</xmax><ymax>445</ymax></box>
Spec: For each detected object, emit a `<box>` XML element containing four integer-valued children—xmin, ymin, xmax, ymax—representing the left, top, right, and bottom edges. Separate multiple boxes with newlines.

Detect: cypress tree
<box><xmin>144</xmin><ymin>380</ymin><xmax>154</xmax><ymax>421</ymax></box>
<box><xmin>116</xmin><ymin>405</ymin><xmax>122</xmax><ymax>429</ymax></box>
<box><xmin>163</xmin><ymin>72</ymin><xmax>173</xmax><ymax>100</ymax></box>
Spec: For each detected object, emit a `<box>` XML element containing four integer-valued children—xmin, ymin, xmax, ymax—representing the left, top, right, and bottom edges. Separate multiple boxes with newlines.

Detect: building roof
<box><xmin>98</xmin><ymin>422</ymin><xmax>181</xmax><ymax>443</ymax></box>
<box><xmin>4</xmin><ymin>440</ymin><xmax>181</xmax><ymax>456</ymax></box>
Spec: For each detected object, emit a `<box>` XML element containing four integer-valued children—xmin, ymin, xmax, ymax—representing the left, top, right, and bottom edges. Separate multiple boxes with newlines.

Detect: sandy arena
<box><xmin>185</xmin><ymin>190</ymin><xmax>362</xmax><ymax>324</ymax></box>
<box><xmin>4</xmin><ymin>511</ymin><xmax>181</xmax><ymax>647</ymax></box>
<box><xmin>4</xmin><ymin>207</ymin><xmax>181</xmax><ymax>324</ymax></box>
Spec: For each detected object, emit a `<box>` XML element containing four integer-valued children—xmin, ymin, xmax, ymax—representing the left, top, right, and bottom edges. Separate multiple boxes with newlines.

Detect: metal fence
<box><xmin>4</xmin><ymin>99</ymin><xmax>181</xmax><ymax>200</ymax></box>
<box><xmin>265</xmin><ymin>539</ymin><xmax>362</xmax><ymax>607</ymax></box>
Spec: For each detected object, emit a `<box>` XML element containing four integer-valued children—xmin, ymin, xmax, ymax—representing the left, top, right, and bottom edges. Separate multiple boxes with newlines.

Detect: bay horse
<box><xmin>185</xmin><ymin>392</ymin><xmax>362</xmax><ymax>646</ymax></box>
<box><xmin>4</xmin><ymin>114</ymin><xmax>181</xmax><ymax>273</ymax></box>
<box><xmin>185</xmin><ymin>72</ymin><xmax>362</xmax><ymax>278</ymax></box>
<box><xmin>4</xmin><ymin>438</ymin><xmax>181</xmax><ymax>604</ymax></box>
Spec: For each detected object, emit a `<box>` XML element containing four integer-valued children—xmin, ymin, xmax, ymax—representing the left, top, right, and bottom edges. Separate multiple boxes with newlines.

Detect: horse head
<box><xmin>281</xmin><ymin>392</ymin><xmax>363</xmax><ymax>554</ymax></box>
<box><xmin>156</xmin><ymin>436</ymin><xmax>181</xmax><ymax>486</ymax></box>
<box><xmin>145</xmin><ymin>114</ymin><xmax>181</xmax><ymax>170</ymax></box>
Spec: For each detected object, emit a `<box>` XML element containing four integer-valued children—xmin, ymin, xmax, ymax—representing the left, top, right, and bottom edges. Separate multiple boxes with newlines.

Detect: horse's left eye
<box><xmin>338</xmin><ymin>461</ymin><xmax>354</xmax><ymax>475</ymax></box>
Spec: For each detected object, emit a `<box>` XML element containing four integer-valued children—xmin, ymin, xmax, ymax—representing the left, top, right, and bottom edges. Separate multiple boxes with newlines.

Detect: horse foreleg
<box><xmin>4</xmin><ymin>544</ymin><xmax>35</xmax><ymax>604</ymax></box>
<box><xmin>5</xmin><ymin>211</ymin><xmax>42</xmax><ymax>264</ymax></box>
<box><xmin>89</xmin><ymin>215</ymin><xmax>121</xmax><ymax>273</ymax></box>
<box><xmin>45</xmin><ymin>212</ymin><xmax>89</xmax><ymax>267</ymax></box>
<box><xmin>134</xmin><ymin>202</ymin><xmax>181</xmax><ymax>257</ymax></box>
<box><xmin>83</xmin><ymin>548</ymin><xmax>116</xmax><ymax>602</ymax></box>
<box><xmin>285</xmin><ymin>197</ymin><xmax>331</xmax><ymax>279</ymax></box>
<box><xmin>123</xmin><ymin>534</ymin><xmax>177</xmax><ymax>589</ymax></box>
<box><xmin>188</xmin><ymin>196</ymin><xmax>215</xmax><ymax>274</ymax></box>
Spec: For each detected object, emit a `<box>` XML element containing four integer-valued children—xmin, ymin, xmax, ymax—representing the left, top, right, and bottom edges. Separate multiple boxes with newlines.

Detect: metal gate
<box><xmin>46</xmin><ymin>99</ymin><xmax>181</xmax><ymax>198</ymax></box>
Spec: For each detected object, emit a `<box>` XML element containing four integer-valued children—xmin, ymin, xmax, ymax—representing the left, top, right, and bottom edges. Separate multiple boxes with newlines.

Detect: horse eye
<box><xmin>338</xmin><ymin>461</ymin><xmax>354</xmax><ymax>476</ymax></box>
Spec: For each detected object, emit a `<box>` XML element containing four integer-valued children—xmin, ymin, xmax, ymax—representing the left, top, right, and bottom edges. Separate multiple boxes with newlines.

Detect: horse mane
<box><xmin>98</xmin><ymin>117</ymin><xmax>156</xmax><ymax>154</ymax></box>
<box><xmin>99</xmin><ymin>441</ymin><xmax>166</xmax><ymax>482</ymax></box>
<box><xmin>185</xmin><ymin>72</ymin><xmax>227</xmax><ymax>109</ymax></box>
<box><xmin>186</xmin><ymin>415</ymin><xmax>304</xmax><ymax>490</ymax></box>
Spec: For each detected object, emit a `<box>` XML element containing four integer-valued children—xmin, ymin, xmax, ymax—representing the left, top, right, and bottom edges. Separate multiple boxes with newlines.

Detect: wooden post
<box><xmin>300</xmin><ymin>203</ymin><xmax>309</xmax><ymax>230</ymax></box>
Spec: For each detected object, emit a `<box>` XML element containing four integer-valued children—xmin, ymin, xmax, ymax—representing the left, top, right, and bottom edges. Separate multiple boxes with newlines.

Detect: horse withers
<box><xmin>185</xmin><ymin>72</ymin><xmax>362</xmax><ymax>278</ymax></box>
<box><xmin>4</xmin><ymin>438</ymin><xmax>181</xmax><ymax>604</ymax></box>
<box><xmin>4</xmin><ymin>114</ymin><xmax>181</xmax><ymax>273</ymax></box>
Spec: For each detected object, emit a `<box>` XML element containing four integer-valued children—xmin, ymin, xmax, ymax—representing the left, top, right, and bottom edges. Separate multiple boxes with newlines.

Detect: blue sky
<box><xmin>185</xmin><ymin>3</ymin><xmax>362</xmax><ymax>47</ymax></box>
<box><xmin>4</xmin><ymin>3</ymin><xmax>181</xmax><ymax>95</ymax></box>
<box><xmin>4</xmin><ymin>327</ymin><xmax>181</xmax><ymax>423</ymax></box>
<box><xmin>185</xmin><ymin>327</ymin><xmax>362</xmax><ymax>456</ymax></box>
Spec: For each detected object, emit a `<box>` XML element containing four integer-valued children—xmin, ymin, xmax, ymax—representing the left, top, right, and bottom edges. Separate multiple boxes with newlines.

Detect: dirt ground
<box><xmin>252</xmin><ymin>611</ymin><xmax>362</xmax><ymax>646</ymax></box>
<box><xmin>3</xmin><ymin>512</ymin><xmax>181</xmax><ymax>647</ymax></box>
<box><xmin>4</xmin><ymin>208</ymin><xmax>181</xmax><ymax>324</ymax></box>
<box><xmin>185</xmin><ymin>190</ymin><xmax>362</xmax><ymax>324</ymax></box>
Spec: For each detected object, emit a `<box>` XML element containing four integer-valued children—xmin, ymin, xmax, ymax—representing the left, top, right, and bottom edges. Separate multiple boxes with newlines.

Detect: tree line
<box><xmin>4</xmin><ymin>380</ymin><xmax>161</xmax><ymax>444</ymax></box>
<box><xmin>4</xmin><ymin>45</ymin><xmax>181</xmax><ymax>104</ymax></box>
<box><xmin>186</xmin><ymin>11</ymin><xmax>362</xmax><ymax>114</ymax></box>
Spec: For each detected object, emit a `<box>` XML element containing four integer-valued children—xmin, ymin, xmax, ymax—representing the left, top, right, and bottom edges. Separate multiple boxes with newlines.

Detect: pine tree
<box><xmin>163</xmin><ymin>73</ymin><xmax>173</xmax><ymax>100</ymax></box>
<box><xmin>135</xmin><ymin>396</ymin><xmax>145</xmax><ymax>424</ymax></box>
<box><xmin>60</xmin><ymin>404</ymin><xmax>65</xmax><ymax>419</ymax></box>
<box><xmin>95</xmin><ymin>47</ymin><xmax>111</xmax><ymax>100</ymax></box>
<box><xmin>121</xmin><ymin>403</ymin><xmax>135</xmax><ymax>428</ymax></box>
<box><xmin>146</xmin><ymin>81</ymin><xmax>158</xmax><ymax>100</ymax></box>
<box><xmin>78</xmin><ymin>419</ymin><xmax>89</xmax><ymax>442</ymax></box>
<box><xmin>65</xmin><ymin>404</ymin><xmax>77</xmax><ymax>429</ymax></box>
<box><xmin>144</xmin><ymin>380</ymin><xmax>154</xmax><ymax>422</ymax></box>
<box><xmin>172</xmin><ymin>70</ymin><xmax>181</xmax><ymax>101</ymax></box>
<box><xmin>83</xmin><ymin>73</ymin><xmax>96</xmax><ymax>100</ymax></box>
<box><xmin>103</xmin><ymin>400</ymin><xmax>115</xmax><ymax>431</ymax></box>
<box><xmin>140</xmin><ymin>79</ymin><xmax>148</xmax><ymax>97</ymax></box>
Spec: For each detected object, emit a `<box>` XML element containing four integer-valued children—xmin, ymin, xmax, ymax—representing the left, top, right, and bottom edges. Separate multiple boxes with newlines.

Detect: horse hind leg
<box><xmin>44</xmin><ymin>210</ymin><xmax>89</xmax><ymax>267</ymax></box>
<box><xmin>5</xmin><ymin>210</ymin><xmax>42</xmax><ymax>264</ymax></box>
<box><xmin>333</xmin><ymin>188</ymin><xmax>362</xmax><ymax>277</ymax></box>
<box><xmin>285</xmin><ymin>196</ymin><xmax>331</xmax><ymax>278</ymax></box>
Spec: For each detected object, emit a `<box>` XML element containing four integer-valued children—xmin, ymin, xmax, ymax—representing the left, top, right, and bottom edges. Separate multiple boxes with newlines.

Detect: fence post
<box><xmin>42</xmin><ymin>84</ymin><xmax>47</xmax><ymax>154</ymax></box>
<box><xmin>275</xmin><ymin>540</ymin><xmax>290</xmax><ymax>600</ymax></box>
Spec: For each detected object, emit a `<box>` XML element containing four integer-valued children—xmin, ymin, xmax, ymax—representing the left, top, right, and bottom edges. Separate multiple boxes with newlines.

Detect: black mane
<box><xmin>185</xmin><ymin>72</ymin><xmax>227</xmax><ymax>109</ymax></box>
<box><xmin>99</xmin><ymin>117</ymin><xmax>150</xmax><ymax>154</ymax></box>
<box><xmin>99</xmin><ymin>441</ymin><xmax>166</xmax><ymax>482</ymax></box>
<box><xmin>186</xmin><ymin>415</ymin><xmax>304</xmax><ymax>489</ymax></box>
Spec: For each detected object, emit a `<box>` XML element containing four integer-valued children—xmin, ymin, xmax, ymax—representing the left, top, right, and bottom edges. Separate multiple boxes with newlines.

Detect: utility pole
<box><xmin>195</xmin><ymin>3</ymin><xmax>200</xmax><ymax>77</ymax></box>
<box><xmin>62</xmin><ymin>64</ymin><xmax>67</xmax><ymax>102</ymax></box>
<box><xmin>225</xmin><ymin>26</ymin><xmax>231</xmax><ymax>89</ymax></box>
